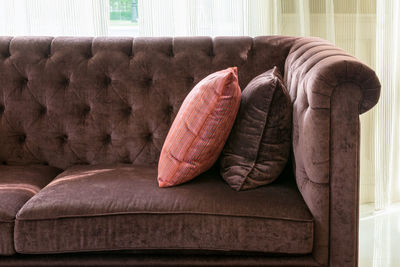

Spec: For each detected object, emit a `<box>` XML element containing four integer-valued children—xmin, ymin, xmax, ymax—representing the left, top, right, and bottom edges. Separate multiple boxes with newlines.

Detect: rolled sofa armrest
<box><xmin>284</xmin><ymin>37</ymin><xmax>380</xmax><ymax>266</ymax></box>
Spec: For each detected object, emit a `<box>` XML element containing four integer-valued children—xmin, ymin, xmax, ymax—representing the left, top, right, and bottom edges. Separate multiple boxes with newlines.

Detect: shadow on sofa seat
<box><xmin>14</xmin><ymin>164</ymin><xmax>313</xmax><ymax>255</ymax></box>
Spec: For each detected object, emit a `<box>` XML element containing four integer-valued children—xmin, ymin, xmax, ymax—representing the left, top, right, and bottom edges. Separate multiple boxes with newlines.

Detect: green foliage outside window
<box><xmin>110</xmin><ymin>0</ymin><xmax>138</xmax><ymax>22</ymax></box>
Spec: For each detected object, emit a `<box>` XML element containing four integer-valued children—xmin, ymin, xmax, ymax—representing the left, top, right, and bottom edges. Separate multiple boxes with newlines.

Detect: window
<box><xmin>108</xmin><ymin>0</ymin><xmax>139</xmax><ymax>36</ymax></box>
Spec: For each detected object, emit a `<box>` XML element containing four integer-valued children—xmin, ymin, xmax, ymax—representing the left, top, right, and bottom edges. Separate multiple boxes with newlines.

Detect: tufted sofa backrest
<box><xmin>0</xmin><ymin>36</ymin><xmax>296</xmax><ymax>169</ymax></box>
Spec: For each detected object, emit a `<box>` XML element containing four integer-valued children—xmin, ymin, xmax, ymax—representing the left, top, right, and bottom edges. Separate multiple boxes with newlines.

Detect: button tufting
<box><xmin>83</xmin><ymin>105</ymin><xmax>91</xmax><ymax>114</ymax></box>
<box><xmin>104</xmin><ymin>76</ymin><xmax>112</xmax><ymax>86</ymax></box>
<box><xmin>124</xmin><ymin>106</ymin><xmax>132</xmax><ymax>116</ymax></box>
<box><xmin>21</xmin><ymin>77</ymin><xmax>28</xmax><ymax>86</ymax></box>
<box><xmin>18</xmin><ymin>134</ymin><xmax>26</xmax><ymax>144</ymax></box>
<box><xmin>59</xmin><ymin>134</ymin><xmax>68</xmax><ymax>144</ymax></box>
<box><xmin>187</xmin><ymin>76</ymin><xmax>195</xmax><ymax>83</ymax></box>
<box><xmin>146</xmin><ymin>133</ymin><xmax>153</xmax><ymax>142</ymax></box>
<box><xmin>121</xmin><ymin>155</ymin><xmax>132</xmax><ymax>164</ymax></box>
<box><xmin>167</xmin><ymin>105</ymin><xmax>173</xmax><ymax>114</ymax></box>
<box><xmin>146</xmin><ymin>77</ymin><xmax>153</xmax><ymax>86</ymax></box>
<box><xmin>0</xmin><ymin>105</ymin><xmax>4</xmax><ymax>114</ymax></box>
<box><xmin>2</xmin><ymin>161</ymin><xmax>7</xmax><ymax>165</ymax></box>
<box><xmin>63</xmin><ymin>78</ymin><xmax>70</xmax><ymax>87</ymax></box>
<box><xmin>39</xmin><ymin>105</ymin><xmax>47</xmax><ymax>115</ymax></box>
<box><xmin>103</xmin><ymin>134</ymin><xmax>112</xmax><ymax>144</ymax></box>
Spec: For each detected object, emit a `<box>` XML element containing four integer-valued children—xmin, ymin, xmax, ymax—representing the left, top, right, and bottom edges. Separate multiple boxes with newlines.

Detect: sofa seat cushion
<box><xmin>0</xmin><ymin>165</ymin><xmax>61</xmax><ymax>255</ymax></box>
<box><xmin>15</xmin><ymin>164</ymin><xmax>314</xmax><ymax>255</ymax></box>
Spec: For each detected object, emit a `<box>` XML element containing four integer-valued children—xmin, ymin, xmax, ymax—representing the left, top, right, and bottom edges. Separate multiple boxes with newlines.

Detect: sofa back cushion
<box><xmin>0</xmin><ymin>36</ymin><xmax>295</xmax><ymax>169</ymax></box>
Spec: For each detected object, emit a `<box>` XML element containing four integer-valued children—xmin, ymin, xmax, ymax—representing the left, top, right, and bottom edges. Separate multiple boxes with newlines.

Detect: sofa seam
<box><xmin>239</xmin><ymin>72</ymin><xmax>278</xmax><ymax>190</ymax></box>
<box><xmin>0</xmin><ymin>219</ymin><xmax>15</xmax><ymax>223</ymax></box>
<box><xmin>16</xmin><ymin>245</ymin><xmax>314</xmax><ymax>256</ymax></box>
<box><xmin>16</xmin><ymin>211</ymin><xmax>315</xmax><ymax>223</ymax></box>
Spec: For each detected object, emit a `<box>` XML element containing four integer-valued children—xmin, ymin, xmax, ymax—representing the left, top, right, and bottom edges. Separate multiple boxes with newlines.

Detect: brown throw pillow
<box><xmin>220</xmin><ymin>67</ymin><xmax>292</xmax><ymax>191</ymax></box>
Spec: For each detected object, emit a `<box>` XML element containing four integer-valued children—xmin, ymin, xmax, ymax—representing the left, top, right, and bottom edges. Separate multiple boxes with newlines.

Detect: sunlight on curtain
<box><xmin>375</xmin><ymin>0</ymin><xmax>400</xmax><ymax>209</ymax></box>
<box><xmin>138</xmin><ymin>0</ymin><xmax>247</xmax><ymax>36</ymax></box>
<box><xmin>0</xmin><ymin>0</ymin><xmax>109</xmax><ymax>36</ymax></box>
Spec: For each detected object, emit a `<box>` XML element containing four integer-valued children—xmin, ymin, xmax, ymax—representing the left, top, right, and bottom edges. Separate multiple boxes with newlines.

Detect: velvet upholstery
<box><xmin>15</xmin><ymin>164</ymin><xmax>313</xmax><ymax>255</ymax></box>
<box><xmin>284</xmin><ymin>37</ymin><xmax>380</xmax><ymax>266</ymax></box>
<box><xmin>0</xmin><ymin>165</ymin><xmax>61</xmax><ymax>255</ymax></box>
<box><xmin>0</xmin><ymin>36</ymin><xmax>295</xmax><ymax>170</ymax></box>
<box><xmin>0</xmin><ymin>36</ymin><xmax>381</xmax><ymax>266</ymax></box>
<box><xmin>220</xmin><ymin>67</ymin><xmax>291</xmax><ymax>191</ymax></box>
<box><xmin>0</xmin><ymin>253</ymin><xmax>321</xmax><ymax>267</ymax></box>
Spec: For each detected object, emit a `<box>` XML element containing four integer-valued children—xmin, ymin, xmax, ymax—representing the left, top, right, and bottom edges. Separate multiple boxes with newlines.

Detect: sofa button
<box><xmin>0</xmin><ymin>105</ymin><xmax>4</xmax><ymax>114</ymax></box>
<box><xmin>104</xmin><ymin>76</ymin><xmax>112</xmax><ymax>86</ymax></box>
<box><xmin>59</xmin><ymin>134</ymin><xmax>68</xmax><ymax>144</ymax></box>
<box><xmin>83</xmin><ymin>106</ymin><xmax>91</xmax><ymax>115</ymax></box>
<box><xmin>166</xmin><ymin>105</ymin><xmax>173</xmax><ymax>115</ymax></box>
<box><xmin>121</xmin><ymin>155</ymin><xmax>132</xmax><ymax>164</ymax></box>
<box><xmin>21</xmin><ymin>77</ymin><xmax>28</xmax><ymax>87</ymax></box>
<box><xmin>63</xmin><ymin>78</ymin><xmax>70</xmax><ymax>87</ymax></box>
<box><xmin>146</xmin><ymin>77</ymin><xmax>153</xmax><ymax>86</ymax></box>
<box><xmin>124</xmin><ymin>106</ymin><xmax>132</xmax><ymax>116</ymax></box>
<box><xmin>146</xmin><ymin>133</ymin><xmax>153</xmax><ymax>142</ymax></box>
<box><xmin>39</xmin><ymin>105</ymin><xmax>47</xmax><ymax>115</ymax></box>
<box><xmin>18</xmin><ymin>134</ymin><xmax>26</xmax><ymax>144</ymax></box>
<box><xmin>103</xmin><ymin>134</ymin><xmax>111</xmax><ymax>144</ymax></box>
<box><xmin>187</xmin><ymin>76</ymin><xmax>195</xmax><ymax>83</ymax></box>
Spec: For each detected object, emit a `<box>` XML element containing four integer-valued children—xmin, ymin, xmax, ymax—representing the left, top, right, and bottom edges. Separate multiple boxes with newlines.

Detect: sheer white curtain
<box><xmin>138</xmin><ymin>0</ymin><xmax>248</xmax><ymax>36</ymax></box>
<box><xmin>0</xmin><ymin>0</ymin><xmax>109</xmax><ymax>36</ymax></box>
<box><xmin>374</xmin><ymin>0</ymin><xmax>400</xmax><ymax>209</ymax></box>
<box><xmin>138</xmin><ymin>0</ymin><xmax>335</xmax><ymax>38</ymax></box>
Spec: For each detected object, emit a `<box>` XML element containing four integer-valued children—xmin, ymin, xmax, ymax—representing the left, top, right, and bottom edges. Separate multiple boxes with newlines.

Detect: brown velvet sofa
<box><xmin>0</xmin><ymin>36</ymin><xmax>380</xmax><ymax>266</ymax></box>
